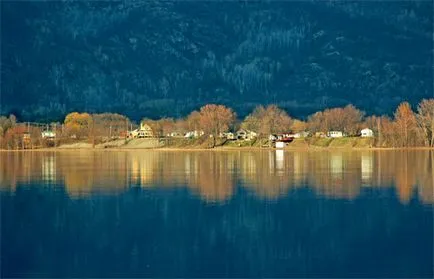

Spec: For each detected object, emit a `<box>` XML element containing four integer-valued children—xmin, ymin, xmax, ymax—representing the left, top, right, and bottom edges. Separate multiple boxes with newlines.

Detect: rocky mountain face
<box><xmin>1</xmin><ymin>0</ymin><xmax>432</xmax><ymax>121</ymax></box>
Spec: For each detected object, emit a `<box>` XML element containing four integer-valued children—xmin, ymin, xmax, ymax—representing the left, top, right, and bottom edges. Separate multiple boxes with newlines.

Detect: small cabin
<box><xmin>167</xmin><ymin>131</ymin><xmax>183</xmax><ymax>138</ymax></box>
<box><xmin>220</xmin><ymin>132</ymin><xmax>235</xmax><ymax>140</ymax></box>
<box><xmin>327</xmin><ymin>131</ymin><xmax>344</xmax><ymax>138</ymax></box>
<box><xmin>361</xmin><ymin>128</ymin><xmax>374</xmax><ymax>137</ymax></box>
<box><xmin>237</xmin><ymin>129</ymin><xmax>257</xmax><ymax>140</ymax></box>
<box><xmin>184</xmin><ymin>130</ymin><xmax>204</xmax><ymax>139</ymax></box>
<box><xmin>42</xmin><ymin>130</ymin><xmax>56</xmax><ymax>138</ymax></box>
<box><xmin>236</xmin><ymin>129</ymin><xmax>247</xmax><ymax>140</ymax></box>
<box><xmin>129</xmin><ymin>129</ymin><xmax>139</xmax><ymax>138</ymax></box>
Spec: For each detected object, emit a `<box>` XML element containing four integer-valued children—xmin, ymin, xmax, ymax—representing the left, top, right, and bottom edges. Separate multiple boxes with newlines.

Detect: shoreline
<box><xmin>1</xmin><ymin>146</ymin><xmax>433</xmax><ymax>152</ymax></box>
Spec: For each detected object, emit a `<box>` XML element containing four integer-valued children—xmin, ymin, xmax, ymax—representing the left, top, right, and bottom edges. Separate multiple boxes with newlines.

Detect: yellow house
<box><xmin>138</xmin><ymin>123</ymin><xmax>153</xmax><ymax>138</ymax></box>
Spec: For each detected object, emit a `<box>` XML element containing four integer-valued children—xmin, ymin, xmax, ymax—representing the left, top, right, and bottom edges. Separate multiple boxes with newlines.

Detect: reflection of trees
<box><xmin>306</xmin><ymin>151</ymin><xmax>361</xmax><ymax>200</ymax></box>
<box><xmin>239</xmin><ymin>151</ymin><xmax>300</xmax><ymax>199</ymax></box>
<box><xmin>128</xmin><ymin>151</ymin><xmax>235</xmax><ymax>202</ymax></box>
<box><xmin>416</xmin><ymin>151</ymin><xmax>434</xmax><ymax>204</ymax></box>
<box><xmin>0</xmin><ymin>151</ymin><xmax>128</xmax><ymax>198</ymax></box>
<box><xmin>0</xmin><ymin>151</ymin><xmax>56</xmax><ymax>191</ymax></box>
<box><xmin>187</xmin><ymin>152</ymin><xmax>235</xmax><ymax>202</ymax></box>
<box><xmin>0</xmin><ymin>150</ymin><xmax>433</xmax><ymax>204</ymax></box>
<box><xmin>59</xmin><ymin>152</ymin><xmax>129</xmax><ymax>198</ymax></box>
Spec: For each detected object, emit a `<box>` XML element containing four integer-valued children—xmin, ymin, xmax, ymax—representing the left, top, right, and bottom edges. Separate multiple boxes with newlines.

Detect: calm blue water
<box><xmin>1</xmin><ymin>150</ymin><xmax>433</xmax><ymax>278</ymax></box>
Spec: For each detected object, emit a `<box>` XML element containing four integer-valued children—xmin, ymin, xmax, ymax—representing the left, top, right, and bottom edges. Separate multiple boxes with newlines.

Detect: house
<box><xmin>236</xmin><ymin>129</ymin><xmax>247</xmax><ymax>140</ymax></box>
<box><xmin>184</xmin><ymin>130</ymin><xmax>204</xmax><ymax>138</ymax></box>
<box><xmin>167</xmin><ymin>131</ymin><xmax>183</xmax><ymax>138</ymax></box>
<box><xmin>129</xmin><ymin>123</ymin><xmax>154</xmax><ymax>138</ymax></box>
<box><xmin>236</xmin><ymin>129</ymin><xmax>257</xmax><ymax>140</ymax></box>
<box><xmin>129</xmin><ymin>129</ymin><xmax>139</xmax><ymax>138</ymax></box>
<box><xmin>327</xmin><ymin>131</ymin><xmax>344</xmax><ymax>138</ymax></box>
<box><xmin>269</xmin><ymin>134</ymin><xmax>278</xmax><ymax>141</ymax></box>
<box><xmin>41</xmin><ymin>130</ymin><xmax>56</xmax><ymax>139</ymax></box>
<box><xmin>138</xmin><ymin>123</ymin><xmax>153</xmax><ymax>138</ymax></box>
<box><xmin>361</xmin><ymin>128</ymin><xmax>374</xmax><ymax>137</ymax></box>
<box><xmin>246</xmin><ymin>130</ymin><xmax>258</xmax><ymax>140</ymax></box>
<box><xmin>220</xmin><ymin>132</ymin><xmax>236</xmax><ymax>140</ymax></box>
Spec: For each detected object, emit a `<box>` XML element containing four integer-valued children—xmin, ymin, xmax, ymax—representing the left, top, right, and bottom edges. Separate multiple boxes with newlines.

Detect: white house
<box><xmin>327</xmin><ymin>131</ymin><xmax>344</xmax><ymax>138</ymax></box>
<box><xmin>361</xmin><ymin>128</ymin><xmax>374</xmax><ymax>137</ymax></box>
<box><xmin>41</xmin><ymin>130</ymin><xmax>56</xmax><ymax>138</ymax></box>
<box><xmin>129</xmin><ymin>129</ymin><xmax>139</xmax><ymax>138</ymax></box>
<box><xmin>236</xmin><ymin>129</ymin><xmax>257</xmax><ymax>140</ymax></box>
<box><xmin>184</xmin><ymin>130</ymin><xmax>204</xmax><ymax>138</ymax></box>
<box><xmin>167</xmin><ymin>131</ymin><xmax>183</xmax><ymax>137</ymax></box>
<box><xmin>220</xmin><ymin>132</ymin><xmax>236</xmax><ymax>140</ymax></box>
<box><xmin>236</xmin><ymin>129</ymin><xmax>247</xmax><ymax>140</ymax></box>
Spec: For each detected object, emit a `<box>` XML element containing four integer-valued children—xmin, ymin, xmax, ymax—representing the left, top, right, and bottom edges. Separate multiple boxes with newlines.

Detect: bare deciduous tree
<box><xmin>416</xmin><ymin>99</ymin><xmax>434</xmax><ymax>147</ymax></box>
<box><xmin>199</xmin><ymin>104</ymin><xmax>236</xmax><ymax>147</ymax></box>
<box><xmin>241</xmin><ymin>105</ymin><xmax>292</xmax><ymax>136</ymax></box>
<box><xmin>394</xmin><ymin>102</ymin><xmax>417</xmax><ymax>147</ymax></box>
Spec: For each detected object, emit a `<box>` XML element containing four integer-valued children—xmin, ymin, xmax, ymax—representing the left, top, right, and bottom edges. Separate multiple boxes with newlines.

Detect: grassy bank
<box><xmin>79</xmin><ymin>136</ymin><xmax>376</xmax><ymax>150</ymax></box>
<box><xmin>5</xmin><ymin>136</ymin><xmax>431</xmax><ymax>151</ymax></box>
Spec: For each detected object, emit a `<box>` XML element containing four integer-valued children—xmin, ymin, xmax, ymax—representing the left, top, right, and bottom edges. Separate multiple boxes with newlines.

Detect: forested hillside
<box><xmin>1</xmin><ymin>0</ymin><xmax>432</xmax><ymax>121</ymax></box>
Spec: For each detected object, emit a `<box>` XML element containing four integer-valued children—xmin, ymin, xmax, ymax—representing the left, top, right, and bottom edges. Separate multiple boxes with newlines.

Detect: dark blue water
<box><xmin>1</xmin><ymin>151</ymin><xmax>433</xmax><ymax>278</ymax></box>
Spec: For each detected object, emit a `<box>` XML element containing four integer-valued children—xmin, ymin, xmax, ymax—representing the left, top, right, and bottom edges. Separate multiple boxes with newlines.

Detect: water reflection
<box><xmin>1</xmin><ymin>150</ymin><xmax>433</xmax><ymax>278</ymax></box>
<box><xmin>0</xmin><ymin>150</ymin><xmax>433</xmax><ymax>204</ymax></box>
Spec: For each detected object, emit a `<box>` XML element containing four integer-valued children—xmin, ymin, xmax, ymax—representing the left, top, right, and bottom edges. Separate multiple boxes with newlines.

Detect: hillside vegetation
<box><xmin>1</xmin><ymin>0</ymin><xmax>432</xmax><ymax>121</ymax></box>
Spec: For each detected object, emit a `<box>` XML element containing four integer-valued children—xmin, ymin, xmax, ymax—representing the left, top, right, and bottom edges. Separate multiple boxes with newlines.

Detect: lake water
<box><xmin>1</xmin><ymin>150</ymin><xmax>433</xmax><ymax>278</ymax></box>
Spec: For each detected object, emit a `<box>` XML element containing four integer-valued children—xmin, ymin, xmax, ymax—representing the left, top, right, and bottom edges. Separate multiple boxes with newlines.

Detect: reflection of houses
<box><xmin>2</xmin><ymin>150</ymin><xmax>433</xmax><ymax>205</ymax></box>
<box><xmin>327</xmin><ymin>131</ymin><xmax>344</xmax><ymax>138</ymax></box>
<box><xmin>293</xmin><ymin>152</ymin><xmax>304</xmax><ymax>184</ymax></box>
<box><xmin>361</xmin><ymin>128</ymin><xmax>374</xmax><ymax>137</ymax></box>
<box><xmin>330</xmin><ymin>153</ymin><xmax>343</xmax><ymax>179</ymax></box>
<box><xmin>361</xmin><ymin>153</ymin><xmax>373</xmax><ymax>185</ymax></box>
<box><xmin>275</xmin><ymin>150</ymin><xmax>284</xmax><ymax>174</ymax></box>
<box><xmin>42</xmin><ymin>154</ymin><xmax>56</xmax><ymax>182</ymax></box>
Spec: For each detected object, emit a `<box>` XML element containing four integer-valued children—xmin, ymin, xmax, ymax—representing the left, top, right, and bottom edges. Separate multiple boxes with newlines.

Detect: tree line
<box><xmin>1</xmin><ymin>99</ymin><xmax>433</xmax><ymax>149</ymax></box>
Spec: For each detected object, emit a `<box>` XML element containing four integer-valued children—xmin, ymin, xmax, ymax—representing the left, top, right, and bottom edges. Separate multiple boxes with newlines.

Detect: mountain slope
<box><xmin>1</xmin><ymin>0</ymin><xmax>432</xmax><ymax>121</ymax></box>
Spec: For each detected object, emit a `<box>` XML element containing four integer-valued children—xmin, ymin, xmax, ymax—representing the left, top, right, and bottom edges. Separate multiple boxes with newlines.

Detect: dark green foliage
<box><xmin>1</xmin><ymin>0</ymin><xmax>432</xmax><ymax>121</ymax></box>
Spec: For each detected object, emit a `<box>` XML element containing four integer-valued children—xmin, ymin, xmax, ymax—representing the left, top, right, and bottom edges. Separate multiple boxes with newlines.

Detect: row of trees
<box><xmin>1</xmin><ymin>99</ymin><xmax>433</xmax><ymax>149</ymax></box>
<box><xmin>140</xmin><ymin>100</ymin><xmax>434</xmax><ymax>147</ymax></box>
<box><xmin>143</xmin><ymin>100</ymin><xmax>433</xmax><ymax>148</ymax></box>
<box><xmin>64</xmin><ymin>112</ymin><xmax>130</xmax><ymax>141</ymax></box>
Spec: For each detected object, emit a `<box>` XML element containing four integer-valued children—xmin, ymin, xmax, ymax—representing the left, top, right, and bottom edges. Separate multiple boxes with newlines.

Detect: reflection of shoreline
<box><xmin>2</xmin><ymin>146</ymin><xmax>434</xmax><ymax>152</ymax></box>
<box><xmin>1</xmin><ymin>150</ymin><xmax>433</xmax><ymax>205</ymax></box>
